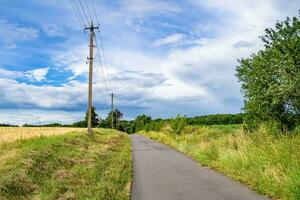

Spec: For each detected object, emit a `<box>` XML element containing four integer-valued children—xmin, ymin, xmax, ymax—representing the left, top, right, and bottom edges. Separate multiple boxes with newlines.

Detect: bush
<box><xmin>169</xmin><ymin>114</ymin><xmax>187</xmax><ymax>135</ymax></box>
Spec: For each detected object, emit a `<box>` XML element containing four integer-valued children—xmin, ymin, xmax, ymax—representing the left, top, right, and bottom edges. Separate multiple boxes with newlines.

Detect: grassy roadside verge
<box><xmin>140</xmin><ymin>125</ymin><xmax>300</xmax><ymax>200</ymax></box>
<box><xmin>0</xmin><ymin>128</ymin><xmax>131</xmax><ymax>200</ymax></box>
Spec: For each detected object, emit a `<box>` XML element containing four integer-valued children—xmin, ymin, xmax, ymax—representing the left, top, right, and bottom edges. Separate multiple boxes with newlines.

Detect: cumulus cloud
<box><xmin>120</xmin><ymin>0</ymin><xmax>181</xmax><ymax>16</ymax></box>
<box><xmin>25</xmin><ymin>67</ymin><xmax>49</xmax><ymax>82</ymax></box>
<box><xmin>0</xmin><ymin>20</ymin><xmax>39</xmax><ymax>49</ymax></box>
<box><xmin>42</xmin><ymin>24</ymin><xmax>64</xmax><ymax>37</ymax></box>
<box><xmin>0</xmin><ymin>68</ymin><xmax>23</xmax><ymax>79</ymax></box>
<box><xmin>0</xmin><ymin>109</ymin><xmax>83</xmax><ymax>125</ymax></box>
<box><xmin>154</xmin><ymin>33</ymin><xmax>185</xmax><ymax>46</ymax></box>
<box><xmin>0</xmin><ymin>67</ymin><xmax>49</xmax><ymax>82</ymax></box>
<box><xmin>1</xmin><ymin>0</ymin><xmax>300</xmax><ymax>124</ymax></box>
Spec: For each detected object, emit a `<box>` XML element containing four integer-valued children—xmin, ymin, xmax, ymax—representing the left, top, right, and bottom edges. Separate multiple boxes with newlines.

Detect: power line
<box><xmin>83</xmin><ymin>0</ymin><xmax>93</xmax><ymax>23</ymax></box>
<box><xmin>69</xmin><ymin>0</ymin><xmax>85</xmax><ymax>29</ymax></box>
<box><xmin>69</xmin><ymin>0</ymin><xmax>90</xmax><ymax>43</ymax></box>
<box><xmin>91</xmin><ymin>0</ymin><xmax>100</xmax><ymax>25</ymax></box>
<box><xmin>97</xmin><ymin>31</ymin><xmax>113</xmax><ymax>91</ymax></box>
<box><xmin>78</xmin><ymin>0</ymin><xmax>90</xmax><ymax>25</ymax></box>
<box><xmin>68</xmin><ymin>0</ymin><xmax>115</xmax><ymax>132</ymax></box>
<box><xmin>94</xmin><ymin>38</ymin><xmax>110</xmax><ymax>94</ymax></box>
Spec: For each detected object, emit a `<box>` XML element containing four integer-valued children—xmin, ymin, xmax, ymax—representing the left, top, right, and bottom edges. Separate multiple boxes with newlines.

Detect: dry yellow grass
<box><xmin>0</xmin><ymin>127</ymin><xmax>85</xmax><ymax>144</ymax></box>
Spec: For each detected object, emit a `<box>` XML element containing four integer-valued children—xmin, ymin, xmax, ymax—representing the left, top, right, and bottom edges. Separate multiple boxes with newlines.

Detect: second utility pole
<box><xmin>85</xmin><ymin>22</ymin><xmax>99</xmax><ymax>136</ymax></box>
<box><xmin>110</xmin><ymin>93</ymin><xmax>114</xmax><ymax>129</ymax></box>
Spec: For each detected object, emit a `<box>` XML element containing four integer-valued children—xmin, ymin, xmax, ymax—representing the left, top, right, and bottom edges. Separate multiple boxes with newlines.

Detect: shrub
<box><xmin>169</xmin><ymin>114</ymin><xmax>187</xmax><ymax>135</ymax></box>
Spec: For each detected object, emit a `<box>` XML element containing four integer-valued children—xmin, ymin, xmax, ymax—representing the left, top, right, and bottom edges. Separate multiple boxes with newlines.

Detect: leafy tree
<box><xmin>133</xmin><ymin>114</ymin><xmax>152</xmax><ymax>132</ymax></box>
<box><xmin>236</xmin><ymin>14</ymin><xmax>300</xmax><ymax>130</ymax></box>
<box><xmin>84</xmin><ymin>106</ymin><xmax>99</xmax><ymax>128</ymax></box>
<box><xmin>98</xmin><ymin>109</ymin><xmax>123</xmax><ymax>129</ymax></box>
<box><xmin>108</xmin><ymin>109</ymin><xmax>123</xmax><ymax>129</ymax></box>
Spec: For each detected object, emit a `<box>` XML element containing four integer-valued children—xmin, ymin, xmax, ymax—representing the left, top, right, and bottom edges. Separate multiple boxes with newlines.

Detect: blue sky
<box><xmin>0</xmin><ymin>0</ymin><xmax>299</xmax><ymax>125</ymax></box>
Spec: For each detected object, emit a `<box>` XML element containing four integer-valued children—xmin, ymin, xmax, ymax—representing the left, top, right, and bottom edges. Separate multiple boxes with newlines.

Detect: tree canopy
<box><xmin>84</xmin><ymin>106</ymin><xmax>99</xmax><ymax>128</ymax></box>
<box><xmin>236</xmin><ymin>14</ymin><xmax>300</xmax><ymax>130</ymax></box>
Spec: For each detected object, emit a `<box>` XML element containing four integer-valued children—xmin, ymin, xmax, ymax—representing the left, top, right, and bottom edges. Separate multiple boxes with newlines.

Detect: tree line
<box><xmin>5</xmin><ymin>108</ymin><xmax>245</xmax><ymax>134</ymax></box>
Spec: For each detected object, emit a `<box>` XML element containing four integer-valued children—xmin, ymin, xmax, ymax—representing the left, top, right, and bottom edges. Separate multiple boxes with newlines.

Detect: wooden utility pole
<box><xmin>85</xmin><ymin>22</ymin><xmax>99</xmax><ymax>136</ymax></box>
<box><xmin>110</xmin><ymin>93</ymin><xmax>114</xmax><ymax>129</ymax></box>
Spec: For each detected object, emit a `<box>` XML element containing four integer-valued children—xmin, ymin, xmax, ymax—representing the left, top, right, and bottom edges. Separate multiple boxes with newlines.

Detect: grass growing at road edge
<box><xmin>140</xmin><ymin>125</ymin><xmax>300</xmax><ymax>200</ymax></box>
<box><xmin>0</xmin><ymin>128</ymin><xmax>131</xmax><ymax>200</ymax></box>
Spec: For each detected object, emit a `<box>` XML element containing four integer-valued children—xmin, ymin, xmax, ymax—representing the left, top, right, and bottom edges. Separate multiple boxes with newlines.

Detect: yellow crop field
<box><xmin>0</xmin><ymin>127</ymin><xmax>85</xmax><ymax>144</ymax></box>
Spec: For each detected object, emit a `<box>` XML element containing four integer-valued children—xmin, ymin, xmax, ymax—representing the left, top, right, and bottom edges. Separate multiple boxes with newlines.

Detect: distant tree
<box><xmin>72</xmin><ymin>121</ymin><xmax>86</xmax><ymax>128</ymax></box>
<box><xmin>133</xmin><ymin>114</ymin><xmax>152</xmax><ymax>132</ymax></box>
<box><xmin>170</xmin><ymin>114</ymin><xmax>187</xmax><ymax>135</ymax></box>
<box><xmin>84</xmin><ymin>106</ymin><xmax>99</xmax><ymax>127</ymax></box>
<box><xmin>106</xmin><ymin>109</ymin><xmax>123</xmax><ymax>128</ymax></box>
<box><xmin>236</xmin><ymin>14</ymin><xmax>300</xmax><ymax>130</ymax></box>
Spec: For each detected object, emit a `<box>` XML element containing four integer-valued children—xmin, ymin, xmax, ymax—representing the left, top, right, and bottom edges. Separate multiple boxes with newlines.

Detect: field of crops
<box><xmin>0</xmin><ymin>127</ymin><xmax>85</xmax><ymax>144</ymax></box>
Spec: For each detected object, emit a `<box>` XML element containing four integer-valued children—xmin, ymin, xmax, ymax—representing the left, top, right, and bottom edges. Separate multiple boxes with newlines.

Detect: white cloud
<box><xmin>0</xmin><ymin>67</ymin><xmax>49</xmax><ymax>82</ymax></box>
<box><xmin>0</xmin><ymin>78</ymin><xmax>87</xmax><ymax>109</ymax></box>
<box><xmin>154</xmin><ymin>33</ymin><xmax>185</xmax><ymax>46</ymax></box>
<box><xmin>120</xmin><ymin>0</ymin><xmax>181</xmax><ymax>16</ymax></box>
<box><xmin>0</xmin><ymin>109</ymin><xmax>83</xmax><ymax>125</ymax></box>
<box><xmin>25</xmin><ymin>67</ymin><xmax>49</xmax><ymax>82</ymax></box>
<box><xmin>1</xmin><ymin>0</ymin><xmax>300</xmax><ymax>123</ymax></box>
<box><xmin>0</xmin><ymin>20</ymin><xmax>39</xmax><ymax>49</ymax></box>
<box><xmin>0</xmin><ymin>68</ymin><xmax>23</xmax><ymax>79</ymax></box>
<box><xmin>52</xmin><ymin>44</ymin><xmax>89</xmax><ymax>79</ymax></box>
<box><xmin>42</xmin><ymin>24</ymin><xmax>64</xmax><ymax>37</ymax></box>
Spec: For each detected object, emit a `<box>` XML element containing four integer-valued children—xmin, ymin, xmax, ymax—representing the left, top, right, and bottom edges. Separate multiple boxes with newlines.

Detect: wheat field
<box><xmin>0</xmin><ymin>127</ymin><xmax>85</xmax><ymax>144</ymax></box>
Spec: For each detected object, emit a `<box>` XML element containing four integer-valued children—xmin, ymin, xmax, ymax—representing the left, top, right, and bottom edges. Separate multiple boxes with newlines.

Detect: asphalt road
<box><xmin>130</xmin><ymin>134</ymin><xmax>269</xmax><ymax>200</ymax></box>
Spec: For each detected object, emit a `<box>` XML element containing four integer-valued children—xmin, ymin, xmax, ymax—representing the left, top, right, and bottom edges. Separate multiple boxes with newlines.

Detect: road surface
<box><xmin>130</xmin><ymin>134</ymin><xmax>269</xmax><ymax>200</ymax></box>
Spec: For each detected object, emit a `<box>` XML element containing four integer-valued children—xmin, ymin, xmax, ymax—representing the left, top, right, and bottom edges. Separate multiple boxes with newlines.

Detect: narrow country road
<box><xmin>130</xmin><ymin>134</ymin><xmax>269</xmax><ymax>200</ymax></box>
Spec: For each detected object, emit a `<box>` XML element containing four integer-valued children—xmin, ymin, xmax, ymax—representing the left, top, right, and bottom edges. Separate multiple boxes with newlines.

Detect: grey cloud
<box><xmin>111</xmin><ymin>70</ymin><xmax>167</xmax><ymax>88</ymax></box>
<box><xmin>233</xmin><ymin>40</ymin><xmax>255</xmax><ymax>49</ymax></box>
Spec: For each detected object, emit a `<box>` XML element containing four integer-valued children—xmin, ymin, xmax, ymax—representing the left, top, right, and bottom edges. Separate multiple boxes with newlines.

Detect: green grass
<box><xmin>140</xmin><ymin>125</ymin><xmax>300</xmax><ymax>200</ymax></box>
<box><xmin>0</xmin><ymin>128</ymin><xmax>131</xmax><ymax>200</ymax></box>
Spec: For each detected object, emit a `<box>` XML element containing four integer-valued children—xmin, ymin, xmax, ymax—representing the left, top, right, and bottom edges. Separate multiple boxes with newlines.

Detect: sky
<box><xmin>0</xmin><ymin>0</ymin><xmax>299</xmax><ymax>125</ymax></box>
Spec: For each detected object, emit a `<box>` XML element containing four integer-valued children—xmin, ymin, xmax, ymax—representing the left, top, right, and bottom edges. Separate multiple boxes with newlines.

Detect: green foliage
<box><xmin>188</xmin><ymin>113</ymin><xmax>244</xmax><ymax>125</ymax></box>
<box><xmin>0</xmin><ymin>124</ymin><xmax>18</xmax><ymax>127</ymax></box>
<box><xmin>236</xmin><ymin>14</ymin><xmax>300</xmax><ymax>131</ymax></box>
<box><xmin>71</xmin><ymin>120</ymin><xmax>87</xmax><ymax>128</ymax></box>
<box><xmin>169</xmin><ymin>114</ymin><xmax>187</xmax><ymax>135</ymax></box>
<box><xmin>84</xmin><ymin>106</ymin><xmax>99</xmax><ymax>127</ymax></box>
<box><xmin>98</xmin><ymin>109</ymin><xmax>123</xmax><ymax>129</ymax></box>
<box><xmin>133</xmin><ymin>114</ymin><xmax>152</xmax><ymax>132</ymax></box>
<box><xmin>119</xmin><ymin>113</ymin><xmax>244</xmax><ymax>134</ymax></box>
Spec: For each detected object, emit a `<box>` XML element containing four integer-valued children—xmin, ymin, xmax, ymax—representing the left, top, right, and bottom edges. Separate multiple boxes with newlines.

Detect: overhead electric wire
<box><xmin>94</xmin><ymin>38</ymin><xmax>110</xmax><ymax>94</ymax></box>
<box><xmin>69</xmin><ymin>0</ymin><xmax>85</xmax><ymax>29</ymax></box>
<box><xmin>78</xmin><ymin>0</ymin><xmax>90</xmax><ymax>25</ymax></box>
<box><xmin>83</xmin><ymin>0</ymin><xmax>93</xmax><ymax>24</ymax></box>
<box><xmin>91</xmin><ymin>0</ymin><xmax>100</xmax><ymax>25</ymax></box>
<box><xmin>69</xmin><ymin>0</ymin><xmax>89</xmax><ymax>43</ymax></box>
<box><xmin>96</xmin><ymin>31</ymin><xmax>113</xmax><ymax>92</ymax></box>
<box><xmin>69</xmin><ymin>0</ymin><xmax>114</xmax><ymax>110</ymax></box>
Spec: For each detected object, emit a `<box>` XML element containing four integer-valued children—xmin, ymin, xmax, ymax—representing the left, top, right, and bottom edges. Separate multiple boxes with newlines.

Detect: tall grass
<box><xmin>140</xmin><ymin>125</ymin><xmax>300</xmax><ymax>200</ymax></box>
<box><xmin>0</xmin><ymin>128</ymin><xmax>131</xmax><ymax>200</ymax></box>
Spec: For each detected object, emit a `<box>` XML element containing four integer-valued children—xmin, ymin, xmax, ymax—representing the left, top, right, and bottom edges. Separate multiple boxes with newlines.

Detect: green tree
<box><xmin>236</xmin><ymin>14</ymin><xmax>300</xmax><ymax>130</ymax></box>
<box><xmin>106</xmin><ymin>109</ymin><xmax>123</xmax><ymax>129</ymax></box>
<box><xmin>84</xmin><ymin>106</ymin><xmax>99</xmax><ymax>127</ymax></box>
<box><xmin>133</xmin><ymin>114</ymin><xmax>152</xmax><ymax>132</ymax></box>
